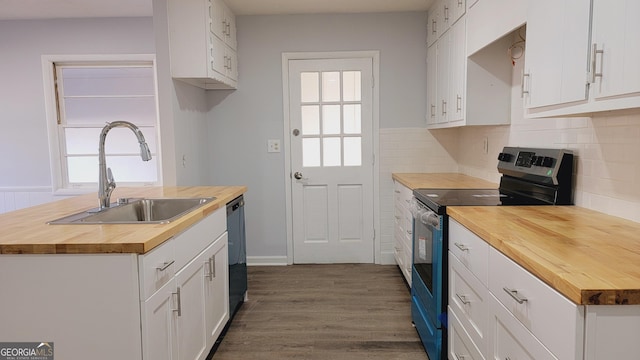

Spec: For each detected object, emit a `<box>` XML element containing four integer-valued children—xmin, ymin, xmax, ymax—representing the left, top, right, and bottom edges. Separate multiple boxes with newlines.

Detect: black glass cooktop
<box><xmin>414</xmin><ymin>188</ymin><xmax>509</xmax><ymax>214</ymax></box>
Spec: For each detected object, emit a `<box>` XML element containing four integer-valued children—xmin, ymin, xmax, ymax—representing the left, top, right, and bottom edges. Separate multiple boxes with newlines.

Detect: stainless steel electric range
<box><xmin>410</xmin><ymin>147</ymin><xmax>574</xmax><ymax>360</ymax></box>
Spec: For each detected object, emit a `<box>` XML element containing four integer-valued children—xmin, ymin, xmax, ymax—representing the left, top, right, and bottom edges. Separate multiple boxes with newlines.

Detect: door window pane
<box><xmin>301</xmin><ymin>72</ymin><xmax>319</xmax><ymax>103</ymax></box>
<box><xmin>343</xmin><ymin>71</ymin><xmax>361</xmax><ymax>101</ymax></box>
<box><xmin>301</xmin><ymin>105</ymin><xmax>320</xmax><ymax>135</ymax></box>
<box><xmin>344</xmin><ymin>137</ymin><xmax>362</xmax><ymax>166</ymax></box>
<box><xmin>343</xmin><ymin>104</ymin><xmax>361</xmax><ymax>134</ymax></box>
<box><xmin>302</xmin><ymin>138</ymin><xmax>321</xmax><ymax>167</ymax></box>
<box><xmin>322</xmin><ymin>105</ymin><xmax>341</xmax><ymax>135</ymax></box>
<box><xmin>323</xmin><ymin>137</ymin><xmax>341</xmax><ymax>167</ymax></box>
<box><xmin>322</xmin><ymin>72</ymin><xmax>340</xmax><ymax>102</ymax></box>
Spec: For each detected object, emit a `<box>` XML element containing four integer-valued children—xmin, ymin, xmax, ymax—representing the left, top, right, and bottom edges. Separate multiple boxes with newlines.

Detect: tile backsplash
<box><xmin>457</xmin><ymin>110</ymin><xmax>640</xmax><ymax>223</ymax></box>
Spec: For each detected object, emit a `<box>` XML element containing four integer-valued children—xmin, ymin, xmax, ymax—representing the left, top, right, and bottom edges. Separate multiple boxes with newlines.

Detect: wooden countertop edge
<box><xmin>0</xmin><ymin>186</ymin><xmax>247</xmax><ymax>255</ymax></box>
<box><xmin>448</xmin><ymin>207</ymin><xmax>640</xmax><ymax>305</ymax></box>
<box><xmin>392</xmin><ymin>173</ymin><xmax>498</xmax><ymax>190</ymax></box>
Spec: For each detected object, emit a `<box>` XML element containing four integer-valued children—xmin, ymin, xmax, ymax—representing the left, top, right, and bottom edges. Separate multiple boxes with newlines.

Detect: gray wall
<box><xmin>0</xmin><ymin>18</ymin><xmax>155</xmax><ymax>188</ymax></box>
<box><xmin>207</xmin><ymin>12</ymin><xmax>428</xmax><ymax>259</ymax></box>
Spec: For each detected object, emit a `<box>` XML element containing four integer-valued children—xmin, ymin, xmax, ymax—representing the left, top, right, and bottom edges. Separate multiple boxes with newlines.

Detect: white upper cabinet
<box><xmin>590</xmin><ymin>0</ymin><xmax>640</xmax><ymax>101</ymax></box>
<box><xmin>426</xmin><ymin>0</ymin><xmax>442</xmax><ymax>47</ymax></box>
<box><xmin>426</xmin><ymin>44</ymin><xmax>438</xmax><ymax>125</ymax></box>
<box><xmin>436</xmin><ymin>30</ymin><xmax>451</xmax><ymax>124</ymax></box>
<box><xmin>448</xmin><ymin>18</ymin><xmax>466</xmax><ymax>123</ymax></box>
<box><xmin>524</xmin><ymin>0</ymin><xmax>640</xmax><ymax>117</ymax></box>
<box><xmin>168</xmin><ymin>0</ymin><xmax>238</xmax><ymax>90</ymax></box>
<box><xmin>523</xmin><ymin>0</ymin><xmax>591</xmax><ymax>109</ymax></box>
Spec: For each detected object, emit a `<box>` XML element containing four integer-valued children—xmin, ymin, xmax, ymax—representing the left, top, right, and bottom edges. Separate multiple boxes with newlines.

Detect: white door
<box><xmin>288</xmin><ymin>57</ymin><xmax>374</xmax><ymax>264</ymax></box>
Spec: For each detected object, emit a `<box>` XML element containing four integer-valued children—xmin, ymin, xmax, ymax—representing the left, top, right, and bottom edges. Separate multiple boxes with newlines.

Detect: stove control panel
<box><xmin>497</xmin><ymin>147</ymin><xmax>573</xmax><ymax>185</ymax></box>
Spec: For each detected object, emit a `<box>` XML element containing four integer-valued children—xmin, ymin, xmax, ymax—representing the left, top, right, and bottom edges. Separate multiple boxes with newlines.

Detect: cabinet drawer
<box><xmin>449</xmin><ymin>306</ymin><xmax>484</xmax><ymax>360</ymax></box>
<box><xmin>449</xmin><ymin>219</ymin><xmax>488</xmax><ymax>286</ymax></box>
<box><xmin>488</xmin><ymin>293</ymin><xmax>557</xmax><ymax>360</ymax></box>
<box><xmin>174</xmin><ymin>208</ymin><xmax>226</xmax><ymax>272</ymax></box>
<box><xmin>449</xmin><ymin>251</ymin><xmax>487</xmax><ymax>354</ymax></box>
<box><xmin>489</xmin><ymin>248</ymin><xmax>584</xmax><ymax>360</ymax></box>
<box><xmin>139</xmin><ymin>238</ymin><xmax>176</xmax><ymax>301</ymax></box>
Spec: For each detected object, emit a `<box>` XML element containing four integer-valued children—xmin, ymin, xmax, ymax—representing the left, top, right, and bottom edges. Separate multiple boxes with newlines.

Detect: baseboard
<box><xmin>247</xmin><ymin>256</ymin><xmax>288</xmax><ymax>266</ymax></box>
<box><xmin>378</xmin><ymin>251</ymin><xmax>397</xmax><ymax>265</ymax></box>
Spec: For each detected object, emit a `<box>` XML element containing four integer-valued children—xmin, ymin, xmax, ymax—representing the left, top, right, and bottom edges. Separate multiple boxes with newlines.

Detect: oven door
<box><xmin>411</xmin><ymin>199</ymin><xmax>444</xmax><ymax>329</ymax></box>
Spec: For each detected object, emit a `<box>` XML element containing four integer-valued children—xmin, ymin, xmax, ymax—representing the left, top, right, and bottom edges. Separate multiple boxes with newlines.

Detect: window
<box><xmin>300</xmin><ymin>70</ymin><xmax>362</xmax><ymax>168</ymax></box>
<box><xmin>45</xmin><ymin>58</ymin><xmax>160</xmax><ymax>193</ymax></box>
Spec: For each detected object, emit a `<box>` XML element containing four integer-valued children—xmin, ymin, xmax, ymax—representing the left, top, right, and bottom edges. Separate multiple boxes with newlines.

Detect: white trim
<box><xmin>281</xmin><ymin>50</ymin><xmax>381</xmax><ymax>265</ymax></box>
<box><xmin>0</xmin><ymin>186</ymin><xmax>53</xmax><ymax>192</ymax></box>
<box><xmin>40</xmin><ymin>54</ymin><xmax>162</xmax><ymax>193</ymax></box>
<box><xmin>247</xmin><ymin>256</ymin><xmax>288</xmax><ymax>266</ymax></box>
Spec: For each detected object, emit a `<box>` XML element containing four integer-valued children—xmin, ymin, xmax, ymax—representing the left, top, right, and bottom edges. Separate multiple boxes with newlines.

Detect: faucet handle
<box><xmin>107</xmin><ymin>167</ymin><xmax>116</xmax><ymax>188</ymax></box>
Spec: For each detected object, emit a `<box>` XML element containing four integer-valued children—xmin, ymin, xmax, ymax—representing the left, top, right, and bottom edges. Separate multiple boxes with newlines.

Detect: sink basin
<box><xmin>48</xmin><ymin>197</ymin><xmax>215</xmax><ymax>224</ymax></box>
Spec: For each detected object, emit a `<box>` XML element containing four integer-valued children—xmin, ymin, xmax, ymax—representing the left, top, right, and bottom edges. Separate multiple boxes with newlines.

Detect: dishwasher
<box><xmin>211</xmin><ymin>195</ymin><xmax>247</xmax><ymax>356</ymax></box>
<box><xmin>226</xmin><ymin>194</ymin><xmax>247</xmax><ymax>318</ymax></box>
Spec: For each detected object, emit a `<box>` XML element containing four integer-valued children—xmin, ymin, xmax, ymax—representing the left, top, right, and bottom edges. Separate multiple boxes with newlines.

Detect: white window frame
<box><xmin>42</xmin><ymin>54</ymin><xmax>163</xmax><ymax>195</ymax></box>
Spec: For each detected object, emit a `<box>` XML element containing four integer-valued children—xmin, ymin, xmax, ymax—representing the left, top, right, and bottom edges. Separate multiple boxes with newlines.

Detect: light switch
<box><xmin>268</xmin><ymin>139</ymin><xmax>281</xmax><ymax>153</ymax></box>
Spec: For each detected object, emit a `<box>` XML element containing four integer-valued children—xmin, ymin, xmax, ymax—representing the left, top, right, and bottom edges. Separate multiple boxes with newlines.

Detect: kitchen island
<box><xmin>0</xmin><ymin>186</ymin><xmax>246</xmax><ymax>360</ymax></box>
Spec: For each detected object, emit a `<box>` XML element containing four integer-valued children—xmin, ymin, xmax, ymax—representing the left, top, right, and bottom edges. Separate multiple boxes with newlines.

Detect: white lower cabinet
<box><xmin>393</xmin><ymin>180</ymin><xmax>413</xmax><ymax>286</ymax></box>
<box><xmin>0</xmin><ymin>207</ymin><xmax>230</xmax><ymax>360</ymax></box>
<box><xmin>449</xmin><ymin>219</ymin><xmax>584</xmax><ymax>360</ymax></box>
<box><xmin>449</xmin><ymin>306</ymin><xmax>484</xmax><ymax>360</ymax></box>
<box><xmin>488</xmin><ymin>293</ymin><xmax>557</xmax><ymax>360</ymax></box>
<box><xmin>141</xmin><ymin>211</ymin><xmax>229</xmax><ymax>360</ymax></box>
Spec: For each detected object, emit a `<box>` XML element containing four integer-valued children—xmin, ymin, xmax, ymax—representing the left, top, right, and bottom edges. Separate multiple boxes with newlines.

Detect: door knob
<box><xmin>294</xmin><ymin>172</ymin><xmax>303</xmax><ymax>180</ymax></box>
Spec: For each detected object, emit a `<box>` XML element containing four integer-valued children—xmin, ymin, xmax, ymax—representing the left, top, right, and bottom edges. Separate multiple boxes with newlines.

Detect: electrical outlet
<box><xmin>268</xmin><ymin>139</ymin><xmax>281</xmax><ymax>153</ymax></box>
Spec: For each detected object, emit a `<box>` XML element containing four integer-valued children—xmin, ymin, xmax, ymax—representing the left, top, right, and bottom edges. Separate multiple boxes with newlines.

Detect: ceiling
<box><xmin>0</xmin><ymin>0</ymin><xmax>432</xmax><ymax>20</ymax></box>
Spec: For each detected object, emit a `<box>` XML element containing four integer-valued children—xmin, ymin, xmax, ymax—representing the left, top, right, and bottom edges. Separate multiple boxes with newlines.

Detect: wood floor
<box><xmin>212</xmin><ymin>264</ymin><xmax>429</xmax><ymax>360</ymax></box>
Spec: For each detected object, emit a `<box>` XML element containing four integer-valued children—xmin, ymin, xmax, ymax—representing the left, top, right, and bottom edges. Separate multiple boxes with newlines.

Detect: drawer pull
<box><xmin>456</xmin><ymin>293</ymin><xmax>470</xmax><ymax>305</ymax></box>
<box><xmin>503</xmin><ymin>287</ymin><xmax>528</xmax><ymax>304</ymax></box>
<box><xmin>454</xmin><ymin>242</ymin><xmax>469</xmax><ymax>251</ymax></box>
<box><xmin>172</xmin><ymin>286</ymin><xmax>182</xmax><ymax>316</ymax></box>
<box><xmin>156</xmin><ymin>260</ymin><xmax>175</xmax><ymax>271</ymax></box>
<box><xmin>454</xmin><ymin>354</ymin><xmax>468</xmax><ymax>360</ymax></box>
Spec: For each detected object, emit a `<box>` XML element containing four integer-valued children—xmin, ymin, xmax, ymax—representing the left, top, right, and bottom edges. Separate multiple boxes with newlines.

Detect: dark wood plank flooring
<box><xmin>212</xmin><ymin>264</ymin><xmax>429</xmax><ymax>359</ymax></box>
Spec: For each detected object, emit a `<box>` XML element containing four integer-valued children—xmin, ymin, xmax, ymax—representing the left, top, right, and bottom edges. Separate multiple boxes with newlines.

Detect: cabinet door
<box><xmin>204</xmin><ymin>233</ymin><xmax>230</xmax><ymax>347</ymax></box>
<box><xmin>449</xmin><ymin>0</ymin><xmax>466</xmax><ymax>24</ymax></box>
<box><xmin>590</xmin><ymin>0</ymin><xmax>640</xmax><ymax>100</ymax></box>
<box><xmin>449</xmin><ymin>308</ymin><xmax>484</xmax><ymax>360</ymax></box>
<box><xmin>488</xmin><ymin>294</ymin><xmax>558</xmax><ymax>360</ymax></box>
<box><xmin>143</xmin><ymin>279</ymin><xmax>178</xmax><ymax>360</ymax></box>
<box><xmin>436</xmin><ymin>30</ymin><xmax>451</xmax><ymax>123</ymax></box>
<box><xmin>524</xmin><ymin>0</ymin><xmax>591</xmax><ymax>109</ymax></box>
<box><xmin>426</xmin><ymin>44</ymin><xmax>438</xmax><ymax>125</ymax></box>
<box><xmin>426</xmin><ymin>1</ymin><xmax>441</xmax><ymax>47</ymax></box>
<box><xmin>448</xmin><ymin>18</ymin><xmax>466</xmax><ymax>123</ymax></box>
<box><xmin>175</xmin><ymin>254</ymin><xmax>209</xmax><ymax>360</ymax></box>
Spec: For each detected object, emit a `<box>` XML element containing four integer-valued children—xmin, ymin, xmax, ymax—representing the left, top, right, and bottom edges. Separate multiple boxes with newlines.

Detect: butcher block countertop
<box><xmin>392</xmin><ymin>173</ymin><xmax>498</xmax><ymax>190</ymax></box>
<box><xmin>448</xmin><ymin>206</ymin><xmax>640</xmax><ymax>305</ymax></box>
<box><xmin>0</xmin><ymin>186</ymin><xmax>246</xmax><ymax>255</ymax></box>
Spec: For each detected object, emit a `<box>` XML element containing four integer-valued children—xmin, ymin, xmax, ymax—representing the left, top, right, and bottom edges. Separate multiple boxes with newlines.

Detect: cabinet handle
<box><xmin>591</xmin><ymin>43</ymin><xmax>604</xmax><ymax>83</ymax></box>
<box><xmin>456</xmin><ymin>94</ymin><xmax>462</xmax><ymax>112</ymax></box>
<box><xmin>442</xmin><ymin>100</ymin><xmax>447</xmax><ymax>116</ymax></box>
<box><xmin>457</xmin><ymin>0</ymin><xmax>463</xmax><ymax>5</ymax></box>
<box><xmin>456</xmin><ymin>293</ymin><xmax>470</xmax><ymax>305</ymax></box>
<box><xmin>172</xmin><ymin>287</ymin><xmax>182</xmax><ymax>316</ymax></box>
<box><xmin>430</xmin><ymin>104</ymin><xmax>436</xmax><ymax>117</ymax></box>
<box><xmin>521</xmin><ymin>72</ymin><xmax>530</xmax><ymax>97</ymax></box>
<box><xmin>503</xmin><ymin>287</ymin><xmax>528</xmax><ymax>304</ymax></box>
<box><xmin>156</xmin><ymin>260</ymin><xmax>175</xmax><ymax>271</ymax></box>
<box><xmin>454</xmin><ymin>242</ymin><xmax>468</xmax><ymax>251</ymax></box>
<box><xmin>444</xmin><ymin>5</ymin><xmax>449</xmax><ymax>21</ymax></box>
<box><xmin>394</xmin><ymin>190</ymin><xmax>401</xmax><ymax>194</ymax></box>
<box><xmin>431</xmin><ymin>19</ymin><xmax>437</xmax><ymax>34</ymax></box>
<box><xmin>210</xmin><ymin>256</ymin><xmax>216</xmax><ymax>279</ymax></box>
<box><xmin>407</xmin><ymin>229</ymin><xmax>412</xmax><ymax>235</ymax></box>
<box><xmin>454</xmin><ymin>353</ymin><xmax>468</xmax><ymax>360</ymax></box>
<box><xmin>226</xmin><ymin>22</ymin><xmax>231</xmax><ymax>37</ymax></box>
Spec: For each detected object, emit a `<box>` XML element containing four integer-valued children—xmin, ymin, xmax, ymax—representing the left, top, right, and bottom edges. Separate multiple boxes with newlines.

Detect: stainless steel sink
<box><xmin>48</xmin><ymin>197</ymin><xmax>215</xmax><ymax>224</ymax></box>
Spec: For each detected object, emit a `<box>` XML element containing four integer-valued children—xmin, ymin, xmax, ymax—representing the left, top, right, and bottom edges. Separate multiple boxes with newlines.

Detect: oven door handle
<box><xmin>420</xmin><ymin>211</ymin><xmax>440</xmax><ymax>229</ymax></box>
